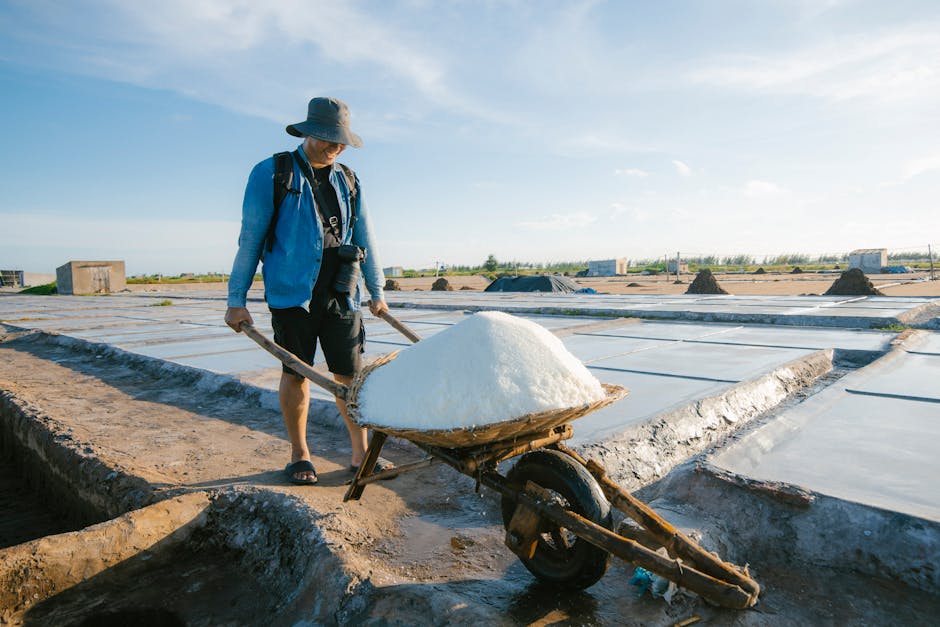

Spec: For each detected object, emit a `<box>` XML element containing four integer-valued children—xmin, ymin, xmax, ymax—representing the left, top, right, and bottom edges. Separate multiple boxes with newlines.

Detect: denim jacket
<box><xmin>227</xmin><ymin>147</ymin><xmax>385</xmax><ymax>310</ymax></box>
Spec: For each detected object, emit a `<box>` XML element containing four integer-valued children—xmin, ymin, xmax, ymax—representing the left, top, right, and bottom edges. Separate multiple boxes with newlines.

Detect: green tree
<box><xmin>483</xmin><ymin>254</ymin><xmax>499</xmax><ymax>272</ymax></box>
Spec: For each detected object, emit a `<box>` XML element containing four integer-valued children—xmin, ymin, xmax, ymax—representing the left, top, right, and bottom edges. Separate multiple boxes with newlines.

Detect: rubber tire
<box><xmin>500</xmin><ymin>449</ymin><xmax>612</xmax><ymax>589</ymax></box>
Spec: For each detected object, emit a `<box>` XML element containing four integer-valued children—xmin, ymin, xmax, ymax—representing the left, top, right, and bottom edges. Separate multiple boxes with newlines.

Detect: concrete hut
<box><xmin>587</xmin><ymin>258</ymin><xmax>628</xmax><ymax>277</ymax></box>
<box><xmin>848</xmin><ymin>249</ymin><xmax>887</xmax><ymax>274</ymax></box>
<box><xmin>55</xmin><ymin>261</ymin><xmax>126</xmax><ymax>295</ymax></box>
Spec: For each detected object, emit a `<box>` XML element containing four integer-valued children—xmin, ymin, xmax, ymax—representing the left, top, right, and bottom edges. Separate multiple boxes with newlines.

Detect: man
<box><xmin>225</xmin><ymin>97</ymin><xmax>389</xmax><ymax>485</ymax></box>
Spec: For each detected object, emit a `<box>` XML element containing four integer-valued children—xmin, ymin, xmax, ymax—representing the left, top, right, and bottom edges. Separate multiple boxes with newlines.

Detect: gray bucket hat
<box><xmin>286</xmin><ymin>97</ymin><xmax>363</xmax><ymax>148</ymax></box>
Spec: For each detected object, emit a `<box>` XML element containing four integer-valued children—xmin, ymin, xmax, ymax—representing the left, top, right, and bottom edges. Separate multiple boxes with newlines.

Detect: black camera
<box><xmin>337</xmin><ymin>244</ymin><xmax>365</xmax><ymax>262</ymax></box>
<box><xmin>333</xmin><ymin>244</ymin><xmax>367</xmax><ymax>293</ymax></box>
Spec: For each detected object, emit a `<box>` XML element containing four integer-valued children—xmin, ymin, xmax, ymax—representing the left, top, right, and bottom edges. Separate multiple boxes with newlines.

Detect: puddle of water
<box><xmin>397</xmin><ymin>515</ymin><xmax>461</xmax><ymax>560</ymax></box>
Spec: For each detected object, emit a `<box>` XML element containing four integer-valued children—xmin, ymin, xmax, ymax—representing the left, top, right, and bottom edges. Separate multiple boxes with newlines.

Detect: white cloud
<box><xmin>791</xmin><ymin>0</ymin><xmax>857</xmax><ymax>19</ymax></box>
<box><xmin>901</xmin><ymin>155</ymin><xmax>940</xmax><ymax>181</ymax></box>
<box><xmin>690</xmin><ymin>26</ymin><xmax>940</xmax><ymax>103</ymax></box>
<box><xmin>879</xmin><ymin>154</ymin><xmax>940</xmax><ymax>187</ymax></box>
<box><xmin>0</xmin><ymin>1</ymin><xmax>481</xmax><ymax>129</ymax></box>
<box><xmin>615</xmin><ymin>167</ymin><xmax>649</xmax><ymax>177</ymax></box>
<box><xmin>672</xmin><ymin>160</ymin><xmax>692</xmax><ymax>177</ymax></box>
<box><xmin>743</xmin><ymin>180</ymin><xmax>787</xmax><ymax>197</ymax></box>
<box><xmin>558</xmin><ymin>134</ymin><xmax>659</xmax><ymax>155</ymax></box>
<box><xmin>517</xmin><ymin>212</ymin><xmax>597</xmax><ymax>231</ymax></box>
<box><xmin>610</xmin><ymin>202</ymin><xmax>651</xmax><ymax>222</ymax></box>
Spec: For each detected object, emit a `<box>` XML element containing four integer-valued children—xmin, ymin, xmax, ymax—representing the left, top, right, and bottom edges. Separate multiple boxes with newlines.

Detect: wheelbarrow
<box><xmin>239</xmin><ymin>311</ymin><xmax>760</xmax><ymax>609</ymax></box>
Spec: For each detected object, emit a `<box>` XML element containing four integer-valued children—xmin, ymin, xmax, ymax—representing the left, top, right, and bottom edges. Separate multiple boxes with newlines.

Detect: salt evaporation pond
<box><xmin>357</xmin><ymin>311</ymin><xmax>604</xmax><ymax>430</ymax></box>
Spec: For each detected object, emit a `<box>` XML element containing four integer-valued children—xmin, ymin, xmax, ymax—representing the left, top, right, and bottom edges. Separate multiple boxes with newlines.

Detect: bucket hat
<box><xmin>286</xmin><ymin>97</ymin><xmax>363</xmax><ymax>148</ymax></box>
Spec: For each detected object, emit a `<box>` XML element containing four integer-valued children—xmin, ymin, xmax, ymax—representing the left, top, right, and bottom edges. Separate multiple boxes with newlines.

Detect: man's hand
<box><xmin>225</xmin><ymin>306</ymin><xmax>253</xmax><ymax>332</ymax></box>
<box><xmin>368</xmin><ymin>299</ymin><xmax>389</xmax><ymax>318</ymax></box>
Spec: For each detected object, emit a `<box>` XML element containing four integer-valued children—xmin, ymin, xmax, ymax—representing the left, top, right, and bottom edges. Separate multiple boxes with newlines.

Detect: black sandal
<box><xmin>285</xmin><ymin>460</ymin><xmax>318</xmax><ymax>485</ymax></box>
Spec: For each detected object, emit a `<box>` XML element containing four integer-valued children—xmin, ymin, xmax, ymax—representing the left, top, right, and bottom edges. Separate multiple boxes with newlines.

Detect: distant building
<box><xmin>587</xmin><ymin>258</ymin><xmax>627</xmax><ymax>277</ymax></box>
<box><xmin>0</xmin><ymin>270</ymin><xmax>24</xmax><ymax>288</ymax></box>
<box><xmin>848</xmin><ymin>249</ymin><xmax>887</xmax><ymax>274</ymax></box>
<box><xmin>667</xmin><ymin>260</ymin><xmax>689</xmax><ymax>274</ymax></box>
<box><xmin>56</xmin><ymin>260</ymin><xmax>126</xmax><ymax>295</ymax></box>
<box><xmin>383</xmin><ymin>266</ymin><xmax>404</xmax><ymax>278</ymax></box>
<box><xmin>3</xmin><ymin>271</ymin><xmax>56</xmax><ymax>287</ymax></box>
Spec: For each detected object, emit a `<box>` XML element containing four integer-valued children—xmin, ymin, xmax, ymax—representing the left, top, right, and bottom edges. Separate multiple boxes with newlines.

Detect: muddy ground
<box><xmin>2</xmin><ymin>328</ymin><xmax>939</xmax><ymax>625</ymax></box>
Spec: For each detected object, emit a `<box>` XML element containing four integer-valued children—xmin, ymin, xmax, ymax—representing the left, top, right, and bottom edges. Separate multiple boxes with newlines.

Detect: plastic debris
<box><xmin>651</xmin><ymin>571</ymin><xmax>672</xmax><ymax>598</ymax></box>
<box><xmin>629</xmin><ymin>567</ymin><xmax>653</xmax><ymax>595</ymax></box>
<box><xmin>630</xmin><ymin>565</ymin><xmax>687</xmax><ymax>605</ymax></box>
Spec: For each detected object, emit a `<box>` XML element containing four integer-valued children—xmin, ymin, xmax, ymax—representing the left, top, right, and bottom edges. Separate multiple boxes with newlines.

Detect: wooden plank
<box><xmin>556</xmin><ymin>444</ymin><xmax>760</xmax><ymax>601</ymax></box>
<box><xmin>351</xmin><ymin>457</ymin><xmax>439</xmax><ymax>486</ymax></box>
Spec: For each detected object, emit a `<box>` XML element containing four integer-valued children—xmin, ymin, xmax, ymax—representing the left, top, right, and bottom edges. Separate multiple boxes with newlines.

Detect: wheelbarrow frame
<box><xmin>239</xmin><ymin>313</ymin><xmax>760</xmax><ymax>609</ymax></box>
<box><xmin>345</xmin><ymin>422</ymin><xmax>759</xmax><ymax>609</ymax></box>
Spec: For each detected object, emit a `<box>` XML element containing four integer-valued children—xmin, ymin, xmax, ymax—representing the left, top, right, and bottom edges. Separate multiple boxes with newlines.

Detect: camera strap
<box><xmin>292</xmin><ymin>151</ymin><xmax>343</xmax><ymax>241</ymax></box>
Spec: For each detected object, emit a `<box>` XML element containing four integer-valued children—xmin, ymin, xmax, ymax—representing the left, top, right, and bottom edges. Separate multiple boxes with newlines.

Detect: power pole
<box><xmin>929</xmin><ymin>244</ymin><xmax>936</xmax><ymax>280</ymax></box>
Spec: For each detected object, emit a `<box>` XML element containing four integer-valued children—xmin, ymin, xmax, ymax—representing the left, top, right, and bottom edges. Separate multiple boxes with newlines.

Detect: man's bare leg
<box><xmin>279</xmin><ymin>372</ymin><xmax>316</xmax><ymax>482</ymax></box>
<box><xmin>333</xmin><ymin>373</ymin><xmax>368</xmax><ymax>467</ymax></box>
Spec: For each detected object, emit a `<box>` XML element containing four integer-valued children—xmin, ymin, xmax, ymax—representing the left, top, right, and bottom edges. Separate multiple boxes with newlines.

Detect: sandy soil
<box><xmin>124</xmin><ymin>271</ymin><xmax>940</xmax><ymax>297</ymax></box>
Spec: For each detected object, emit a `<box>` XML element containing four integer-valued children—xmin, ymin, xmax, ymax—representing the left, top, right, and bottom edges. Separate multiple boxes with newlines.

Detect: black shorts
<box><xmin>269</xmin><ymin>295</ymin><xmax>365</xmax><ymax>378</ymax></box>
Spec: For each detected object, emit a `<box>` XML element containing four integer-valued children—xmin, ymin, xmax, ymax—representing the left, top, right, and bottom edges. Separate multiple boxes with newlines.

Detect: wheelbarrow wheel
<box><xmin>500</xmin><ymin>449</ymin><xmax>612</xmax><ymax>589</ymax></box>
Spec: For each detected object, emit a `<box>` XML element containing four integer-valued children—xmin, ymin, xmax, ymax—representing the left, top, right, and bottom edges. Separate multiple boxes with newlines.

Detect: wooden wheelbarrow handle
<box><xmin>239</xmin><ymin>322</ymin><xmax>348</xmax><ymax>399</ymax></box>
<box><xmin>238</xmin><ymin>308</ymin><xmax>419</xmax><ymax>398</ymax></box>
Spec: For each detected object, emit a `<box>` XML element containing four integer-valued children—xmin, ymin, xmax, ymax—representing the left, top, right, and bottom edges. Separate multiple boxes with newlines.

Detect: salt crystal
<box><xmin>357</xmin><ymin>311</ymin><xmax>605</xmax><ymax>430</ymax></box>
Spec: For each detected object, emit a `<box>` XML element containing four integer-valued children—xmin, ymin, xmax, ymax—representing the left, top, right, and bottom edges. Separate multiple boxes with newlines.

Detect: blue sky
<box><xmin>1</xmin><ymin>0</ymin><xmax>939</xmax><ymax>275</ymax></box>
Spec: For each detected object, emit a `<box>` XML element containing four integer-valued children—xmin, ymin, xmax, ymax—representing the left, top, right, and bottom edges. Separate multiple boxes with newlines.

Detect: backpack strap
<box><xmin>266</xmin><ymin>152</ymin><xmax>360</xmax><ymax>254</ymax></box>
<box><xmin>337</xmin><ymin>163</ymin><xmax>359</xmax><ymax>237</ymax></box>
<box><xmin>266</xmin><ymin>152</ymin><xmax>298</xmax><ymax>253</ymax></box>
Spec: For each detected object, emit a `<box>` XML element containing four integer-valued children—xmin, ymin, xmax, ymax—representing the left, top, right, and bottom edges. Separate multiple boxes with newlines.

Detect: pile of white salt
<box><xmin>357</xmin><ymin>311</ymin><xmax>605</xmax><ymax>430</ymax></box>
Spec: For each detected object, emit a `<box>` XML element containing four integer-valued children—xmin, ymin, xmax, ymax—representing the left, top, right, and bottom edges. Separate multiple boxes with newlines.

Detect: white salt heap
<box><xmin>357</xmin><ymin>311</ymin><xmax>605</xmax><ymax>430</ymax></box>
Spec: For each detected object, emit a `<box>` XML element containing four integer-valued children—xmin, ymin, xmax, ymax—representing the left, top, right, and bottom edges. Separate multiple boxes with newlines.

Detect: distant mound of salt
<box><xmin>356</xmin><ymin>311</ymin><xmax>605</xmax><ymax>430</ymax></box>
<box><xmin>686</xmin><ymin>269</ymin><xmax>729</xmax><ymax>295</ymax></box>
<box><xmin>431</xmin><ymin>277</ymin><xmax>453</xmax><ymax>291</ymax></box>
<box><xmin>824</xmin><ymin>268</ymin><xmax>883</xmax><ymax>296</ymax></box>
